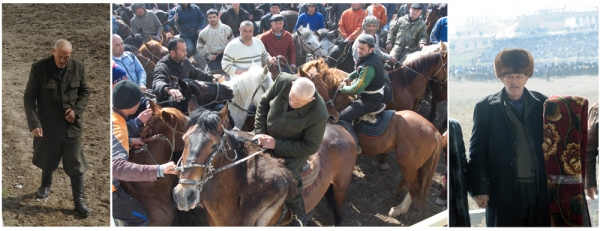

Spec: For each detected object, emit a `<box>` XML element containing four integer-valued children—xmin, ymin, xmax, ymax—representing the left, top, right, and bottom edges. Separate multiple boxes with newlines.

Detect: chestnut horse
<box><xmin>118</xmin><ymin>101</ymin><xmax>188</xmax><ymax>226</ymax></box>
<box><xmin>299</xmin><ymin>64</ymin><xmax>443</xmax><ymax>216</ymax></box>
<box><xmin>173</xmin><ymin>100</ymin><xmax>357</xmax><ymax>226</ymax></box>
<box><xmin>140</xmin><ymin>39</ymin><xmax>168</xmax><ymax>64</ymax></box>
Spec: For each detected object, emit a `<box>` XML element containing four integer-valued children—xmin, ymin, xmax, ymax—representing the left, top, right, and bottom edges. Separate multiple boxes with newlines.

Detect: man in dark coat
<box><xmin>448</xmin><ymin>118</ymin><xmax>471</xmax><ymax>227</ymax></box>
<box><xmin>253</xmin><ymin>74</ymin><xmax>328</xmax><ymax>226</ymax></box>
<box><xmin>467</xmin><ymin>48</ymin><xmax>550</xmax><ymax>226</ymax></box>
<box><xmin>23</xmin><ymin>39</ymin><xmax>91</xmax><ymax>217</ymax></box>
<box><xmin>152</xmin><ymin>37</ymin><xmax>214</xmax><ymax>112</ymax></box>
<box><xmin>219</xmin><ymin>3</ymin><xmax>251</xmax><ymax>38</ymax></box>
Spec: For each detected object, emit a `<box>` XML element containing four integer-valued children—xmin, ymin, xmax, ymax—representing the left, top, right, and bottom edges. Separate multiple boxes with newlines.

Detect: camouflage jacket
<box><xmin>386</xmin><ymin>15</ymin><xmax>427</xmax><ymax>50</ymax></box>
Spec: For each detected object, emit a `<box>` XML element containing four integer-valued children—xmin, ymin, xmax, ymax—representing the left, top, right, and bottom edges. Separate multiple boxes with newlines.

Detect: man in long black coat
<box><xmin>467</xmin><ymin>48</ymin><xmax>550</xmax><ymax>226</ymax></box>
<box><xmin>23</xmin><ymin>39</ymin><xmax>91</xmax><ymax>217</ymax></box>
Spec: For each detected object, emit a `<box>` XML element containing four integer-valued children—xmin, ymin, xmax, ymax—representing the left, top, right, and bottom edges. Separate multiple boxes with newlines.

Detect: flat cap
<box><xmin>270</xmin><ymin>14</ymin><xmax>285</xmax><ymax>22</ymax></box>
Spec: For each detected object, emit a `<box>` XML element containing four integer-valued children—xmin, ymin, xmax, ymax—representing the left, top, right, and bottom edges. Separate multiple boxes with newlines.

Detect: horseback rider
<box><xmin>152</xmin><ymin>37</ymin><xmax>215</xmax><ymax>112</ymax></box>
<box><xmin>386</xmin><ymin>3</ymin><xmax>427</xmax><ymax>64</ymax></box>
<box><xmin>351</xmin><ymin>16</ymin><xmax>395</xmax><ymax>104</ymax></box>
<box><xmin>130</xmin><ymin>3</ymin><xmax>163</xmax><ymax>41</ymax></box>
<box><xmin>259</xmin><ymin>3</ymin><xmax>288</xmax><ymax>33</ymax></box>
<box><xmin>112</xmin><ymin>80</ymin><xmax>178</xmax><ymax>226</ymax></box>
<box><xmin>167</xmin><ymin>3</ymin><xmax>206</xmax><ymax>57</ymax></box>
<box><xmin>260</xmin><ymin>14</ymin><xmax>297</xmax><ymax>74</ymax></box>
<box><xmin>339</xmin><ymin>34</ymin><xmax>386</xmax><ymax>154</ymax></box>
<box><xmin>196</xmin><ymin>8</ymin><xmax>234</xmax><ymax>72</ymax></box>
<box><xmin>253</xmin><ymin>75</ymin><xmax>329</xmax><ymax>226</ymax></box>
<box><xmin>112</xmin><ymin>34</ymin><xmax>147</xmax><ymax>91</ymax></box>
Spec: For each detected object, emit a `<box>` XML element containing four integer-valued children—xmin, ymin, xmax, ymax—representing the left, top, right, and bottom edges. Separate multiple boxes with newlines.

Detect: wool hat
<box><xmin>357</xmin><ymin>33</ymin><xmax>376</xmax><ymax>47</ymax></box>
<box><xmin>112</xmin><ymin>62</ymin><xmax>128</xmax><ymax>84</ymax></box>
<box><xmin>131</xmin><ymin>3</ymin><xmax>145</xmax><ymax>11</ymax></box>
<box><xmin>411</xmin><ymin>3</ymin><xmax>424</xmax><ymax>9</ymax></box>
<box><xmin>113</xmin><ymin>80</ymin><xmax>142</xmax><ymax>110</ymax></box>
<box><xmin>269</xmin><ymin>3</ymin><xmax>281</xmax><ymax>8</ymax></box>
<box><xmin>494</xmin><ymin>48</ymin><xmax>534</xmax><ymax>78</ymax></box>
<box><xmin>270</xmin><ymin>14</ymin><xmax>285</xmax><ymax>22</ymax></box>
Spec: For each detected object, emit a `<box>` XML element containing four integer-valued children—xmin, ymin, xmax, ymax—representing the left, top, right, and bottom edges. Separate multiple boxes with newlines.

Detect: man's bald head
<box><xmin>52</xmin><ymin>39</ymin><xmax>72</xmax><ymax>68</ymax></box>
<box><xmin>289</xmin><ymin>78</ymin><xmax>316</xmax><ymax>109</ymax></box>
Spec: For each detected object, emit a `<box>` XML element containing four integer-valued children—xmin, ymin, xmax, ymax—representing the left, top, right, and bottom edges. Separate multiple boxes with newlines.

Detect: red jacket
<box><xmin>260</xmin><ymin>30</ymin><xmax>296</xmax><ymax>66</ymax></box>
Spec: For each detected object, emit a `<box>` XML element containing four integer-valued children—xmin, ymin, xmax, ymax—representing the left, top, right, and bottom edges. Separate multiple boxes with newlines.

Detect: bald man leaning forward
<box><xmin>24</xmin><ymin>39</ymin><xmax>91</xmax><ymax>217</ymax></box>
<box><xmin>253</xmin><ymin>73</ymin><xmax>328</xmax><ymax>226</ymax></box>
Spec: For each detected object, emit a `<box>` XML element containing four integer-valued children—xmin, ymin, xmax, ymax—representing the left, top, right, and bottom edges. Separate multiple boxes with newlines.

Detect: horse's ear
<box><xmin>306</xmin><ymin>24</ymin><xmax>310</xmax><ymax>31</ymax></box>
<box><xmin>188</xmin><ymin>95</ymin><xmax>199</xmax><ymax>113</ymax></box>
<box><xmin>218</xmin><ymin>102</ymin><xmax>229</xmax><ymax>126</ymax></box>
<box><xmin>149</xmin><ymin>100</ymin><xmax>161</xmax><ymax>114</ymax></box>
<box><xmin>161</xmin><ymin>110</ymin><xmax>174</xmax><ymax>125</ymax></box>
<box><xmin>440</xmin><ymin>42</ymin><xmax>447</xmax><ymax>51</ymax></box>
<box><xmin>298</xmin><ymin>67</ymin><xmax>308</xmax><ymax>77</ymax></box>
<box><xmin>147</xmin><ymin>35</ymin><xmax>152</xmax><ymax>42</ymax></box>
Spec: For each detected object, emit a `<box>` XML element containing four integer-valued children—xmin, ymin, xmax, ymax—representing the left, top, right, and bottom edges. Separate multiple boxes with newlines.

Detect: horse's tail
<box><xmin>416</xmin><ymin>131</ymin><xmax>442</xmax><ymax>209</ymax></box>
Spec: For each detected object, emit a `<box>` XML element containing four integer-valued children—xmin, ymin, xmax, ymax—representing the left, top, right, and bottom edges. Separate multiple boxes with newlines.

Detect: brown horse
<box><xmin>140</xmin><ymin>39</ymin><xmax>168</xmax><ymax>64</ymax></box>
<box><xmin>118</xmin><ymin>101</ymin><xmax>188</xmax><ymax>226</ymax></box>
<box><xmin>160</xmin><ymin>30</ymin><xmax>174</xmax><ymax>47</ymax></box>
<box><xmin>173</xmin><ymin>100</ymin><xmax>357</xmax><ymax>226</ymax></box>
<box><xmin>301</xmin><ymin>64</ymin><xmax>443</xmax><ymax>216</ymax></box>
<box><xmin>115</xmin><ymin>18</ymin><xmax>132</xmax><ymax>40</ymax></box>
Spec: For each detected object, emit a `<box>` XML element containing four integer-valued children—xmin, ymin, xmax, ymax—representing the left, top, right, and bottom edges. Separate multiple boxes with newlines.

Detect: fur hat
<box><xmin>361</xmin><ymin>15</ymin><xmax>380</xmax><ymax>30</ymax></box>
<box><xmin>113</xmin><ymin>80</ymin><xmax>142</xmax><ymax>110</ymax></box>
<box><xmin>494</xmin><ymin>48</ymin><xmax>534</xmax><ymax>78</ymax></box>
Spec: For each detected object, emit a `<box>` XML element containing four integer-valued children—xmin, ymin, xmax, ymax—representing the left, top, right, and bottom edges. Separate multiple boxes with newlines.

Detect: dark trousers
<box><xmin>339</xmin><ymin>93</ymin><xmax>383</xmax><ymax>123</ymax></box>
<box><xmin>112</xmin><ymin>187</ymin><xmax>148</xmax><ymax>226</ymax></box>
<box><xmin>517</xmin><ymin>182</ymin><xmax>546</xmax><ymax>226</ymax></box>
<box><xmin>33</xmin><ymin>136</ymin><xmax>87</xmax><ymax>176</ymax></box>
<box><xmin>207</xmin><ymin>53</ymin><xmax>224</xmax><ymax>72</ymax></box>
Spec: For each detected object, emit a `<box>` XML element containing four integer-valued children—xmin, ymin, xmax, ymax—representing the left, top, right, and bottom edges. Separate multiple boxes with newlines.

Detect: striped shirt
<box><xmin>221</xmin><ymin>37</ymin><xmax>270</xmax><ymax>76</ymax></box>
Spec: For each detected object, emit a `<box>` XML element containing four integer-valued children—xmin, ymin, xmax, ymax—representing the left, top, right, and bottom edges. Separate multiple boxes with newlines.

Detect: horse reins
<box><xmin>325</xmin><ymin>41</ymin><xmax>351</xmax><ymax>68</ymax></box>
<box><xmin>134</xmin><ymin>116</ymin><xmax>183</xmax><ymax>165</ymax></box>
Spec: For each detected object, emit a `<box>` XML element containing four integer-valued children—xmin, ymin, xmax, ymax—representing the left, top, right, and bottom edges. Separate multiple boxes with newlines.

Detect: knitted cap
<box><xmin>113</xmin><ymin>80</ymin><xmax>142</xmax><ymax>109</ymax></box>
<box><xmin>112</xmin><ymin>62</ymin><xmax>128</xmax><ymax>84</ymax></box>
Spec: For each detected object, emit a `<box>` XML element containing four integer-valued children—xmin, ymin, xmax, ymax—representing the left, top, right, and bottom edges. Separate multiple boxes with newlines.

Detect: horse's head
<box><xmin>141</xmin><ymin>40</ymin><xmax>168</xmax><ymax>63</ymax></box>
<box><xmin>316</xmin><ymin>28</ymin><xmax>334</xmax><ymax>54</ymax></box>
<box><xmin>173</xmin><ymin>102</ymin><xmax>232</xmax><ymax>211</ymax></box>
<box><xmin>139</xmin><ymin>100</ymin><xmax>189</xmax><ymax>153</ymax></box>
<box><xmin>294</xmin><ymin>27</ymin><xmax>327</xmax><ymax>58</ymax></box>
<box><xmin>116</xmin><ymin>19</ymin><xmax>132</xmax><ymax>39</ymax></box>
<box><xmin>298</xmin><ymin>68</ymin><xmax>339</xmax><ymax>124</ymax></box>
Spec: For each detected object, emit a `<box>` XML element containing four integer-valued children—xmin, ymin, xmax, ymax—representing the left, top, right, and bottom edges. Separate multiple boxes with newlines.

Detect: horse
<box><xmin>300</xmin><ymin>61</ymin><xmax>443</xmax><ymax>216</ymax></box>
<box><xmin>167</xmin><ymin>77</ymin><xmax>234</xmax><ymax>114</ymax></box>
<box><xmin>425</xmin><ymin>4</ymin><xmax>443</xmax><ymax>45</ymax></box>
<box><xmin>124</xmin><ymin>44</ymin><xmax>156</xmax><ymax>88</ymax></box>
<box><xmin>221</xmin><ymin>63</ymin><xmax>273</xmax><ymax>130</ymax></box>
<box><xmin>123</xmin><ymin>32</ymin><xmax>145</xmax><ymax>49</ymax></box>
<box><xmin>118</xmin><ymin>100</ymin><xmax>188</xmax><ymax>226</ymax></box>
<box><xmin>281</xmin><ymin>10</ymin><xmax>298</xmax><ymax>34</ymax></box>
<box><xmin>315</xmin><ymin>28</ymin><xmax>335</xmax><ymax>54</ymax></box>
<box><xmin>324</xmin><ymin>38</ymin><xmax>354</xmax><ymax>73</ymax></box>
<box><xmin>173</xmin><ymin>100</ymin><xmax>357</xmax><ymax>226</ymax></box>
<box><xmin>293</xmin><ymin>26</ymin><xmax>327</xmax><ymax>68</ymax></box>
<box><xmin>140</xmin><ymin>39</ymin><xmax>168</xmax><ymax>64</ymax></box>
<box><xmin>115</xmin><ymin>18</ymin><xmax>132</xmax><ymax>41</ymax></box>
<box><xmin>160</xmin><ymin>30</ymin><xmax>174</xmax><ymax>47</ymax></box>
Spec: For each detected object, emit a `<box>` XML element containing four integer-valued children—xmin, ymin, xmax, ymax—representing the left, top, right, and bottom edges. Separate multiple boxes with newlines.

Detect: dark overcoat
<box><xmin>449</xmin><ymin>118</ymin><xmax>471</xmax><ymax>227</ymax></box>
<box><xmin>467</xmin><ymin>87</ymin><xmax>550</xmax><ymax>226</ymax></box>
<box><xmin>24</xmin><ymin>55</ymin><xmax>90</xmax><ymax>173</ymax></box>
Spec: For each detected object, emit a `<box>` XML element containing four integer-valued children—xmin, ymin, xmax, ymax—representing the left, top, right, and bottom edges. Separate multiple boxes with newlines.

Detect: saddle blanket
<box><xmin>356</xmin><ymin>110</ymin><xmax>395</xmax><ymax>137</ymax></box>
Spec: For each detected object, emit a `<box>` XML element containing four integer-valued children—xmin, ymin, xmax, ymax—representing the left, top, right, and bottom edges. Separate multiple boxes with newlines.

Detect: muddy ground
<box><xmin>2</xmin><ymin>4</ymin><xmax>110</xmax><ymax>226</ymax></box>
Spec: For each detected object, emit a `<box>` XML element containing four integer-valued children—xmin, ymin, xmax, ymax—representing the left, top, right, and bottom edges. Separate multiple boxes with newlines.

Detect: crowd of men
<box><xmin>111</xmin><ymin>3</ymin><xmax>447</xmax><ymax>226</ymax></box>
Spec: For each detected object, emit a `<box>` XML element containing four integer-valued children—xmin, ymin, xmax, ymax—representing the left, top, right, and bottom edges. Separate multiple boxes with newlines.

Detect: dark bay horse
<box><xmin>281</xmin><ymin>10</ymin><xmax>298</xmax><ymax>34</ymax></box>
<box><xmin>118</xmin><ymin>101</ymin><xmax>188</xmax><ymax>226</ymax></box>
<box><xmin>171</xmin><ymin>78</ymin><xmax>234</xmax><ymax>113</ymax></box>
<box><xmin>173</xmin><ymin>101</ymin><xmax>357</xmax><ymax>226</ymax></box>
<box><xmin>301</xmin><ymin>62</ymin><xmax>443</xmax><ymax>216</ymax></box>
<box><xmin>324</xmin><ymin>39</ymin><xmax>354</xmax><ymax>73</ymax></box>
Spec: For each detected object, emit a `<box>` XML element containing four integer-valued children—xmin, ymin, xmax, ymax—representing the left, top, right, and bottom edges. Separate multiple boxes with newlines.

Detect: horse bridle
<box><xmin>144</xmin><ymin>45</ymin><xmax>164</xmax><ymax>63</ymax></box>
<box><xmin>297</xmin><ymin>34</ymin><xmax>324</xmax><ymax>59</ymax></box>
<box><xmin>325</xmin><ymin>41</ymin><xmax>352</xmax><ymax>68</ymax></box>
<box><xmin>398</xmin><ymin>52</ymin><xmax>448</xmax><ymax>84</ymax></box>
<box><xmin>174</xmin><ymin>126</ymin><xmax>265</xmax><ymax>201</ymax></box>
<box><xmin>134</xmin><ymin>116</ymin><xmax>184</xmax><ymax>165</ymax></box>
<box><xmin>230</xmin><ymin>76</ymin><xmax>269</xmax><ymax>114</ymax></box>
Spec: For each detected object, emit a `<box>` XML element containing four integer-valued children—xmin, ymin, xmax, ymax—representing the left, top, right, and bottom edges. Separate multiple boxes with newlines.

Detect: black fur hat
<box><xmin>494</xmin><ymin>48</ymin><xmax>534</xmax><ymax>78</ymax></box>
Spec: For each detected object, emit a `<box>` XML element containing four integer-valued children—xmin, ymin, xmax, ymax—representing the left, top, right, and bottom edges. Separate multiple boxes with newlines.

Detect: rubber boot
<box><xmin>70</xmin><ymin>174</ymin><xmax>91</xmax><ymax>217</ymax></box>
<box><xmin>36</xmin><ymin>170</ymin><xmax>53</xmax><ymax>198</ymax></box>
<box><xmin>338</xmin><ymin>120</ymin><xmax>361</xmax><ymax>154</ymax></box>
<box><xmin>288</xmin><ymin>200</ymin><xmax>306</xmax><ymax>226</ymax></box>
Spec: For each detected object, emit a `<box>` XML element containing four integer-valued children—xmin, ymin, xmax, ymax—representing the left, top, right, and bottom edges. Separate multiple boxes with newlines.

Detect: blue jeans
<box><xmin>182</xmin><ymin>37</ymin><xmax>196</xmax><ymax>57</ymax></box>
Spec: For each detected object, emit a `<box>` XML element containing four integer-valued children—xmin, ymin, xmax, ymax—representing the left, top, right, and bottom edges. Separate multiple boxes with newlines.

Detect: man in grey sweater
<box><xmin>130</xmin><ymin>3</ymin><xmax>163</xmax><ymax>41</ymax></box>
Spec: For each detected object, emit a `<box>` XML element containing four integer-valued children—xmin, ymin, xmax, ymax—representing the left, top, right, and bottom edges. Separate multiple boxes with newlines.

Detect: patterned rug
<box><xmin>543</xmin><ymin>95</ymin><xmax>591</xmax><ymax>227</ymax></box>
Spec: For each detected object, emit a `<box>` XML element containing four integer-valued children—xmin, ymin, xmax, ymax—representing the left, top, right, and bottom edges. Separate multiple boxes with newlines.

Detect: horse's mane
<box><xmin>124</xmin><ymin>44</ymin><xmax>140</xmax><ymax>55</ymax></box>
<box><xmin>221</xmin><ymin>64</ymin><xmax>272</xmax><ymax>101</ymax></box>
<box><xmin>316</xmin><ymin>28</ymin><xmax>330</xmax><ymax>41</ymax></box>
<box><xmin>139</xmin><ymin>106</ymin><xmax>188</xmax><ymax>139</ymax></box>
<box><xmin>392</xmin><ymin>52</ymin><xmax>444</xmax><ymax>86</ymax></box>
<box><xmin>403</xmin><ymin>44</ymin><xmax>443</xmax><ymax>65</ymax></box>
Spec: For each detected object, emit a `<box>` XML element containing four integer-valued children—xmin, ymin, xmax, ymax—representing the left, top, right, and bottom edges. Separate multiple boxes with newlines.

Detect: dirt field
<box><xmin>449</xmin><ymin>75</ymin><xmax>598</xmax><ymax>225</ymax></box>
<box><xmin>2</xmin><ymin>4</ymin><xmax>110</xmax><ymax>226</ymax></box>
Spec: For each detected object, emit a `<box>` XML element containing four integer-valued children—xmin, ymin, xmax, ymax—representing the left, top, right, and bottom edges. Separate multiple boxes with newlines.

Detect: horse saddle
<box><xmin>359</xmin><ymin>103</ymin><xmax>386</xmax><ymax>124</ymax></box>
<box><xmin>355</xmin><ymin>106</ymin><xmax>395</xmax><ymax>138</ymax></box>
<box><xmin>300</xmin><ymin>154</ymin><xmax>321</xmax><ymax>190</ymax></box>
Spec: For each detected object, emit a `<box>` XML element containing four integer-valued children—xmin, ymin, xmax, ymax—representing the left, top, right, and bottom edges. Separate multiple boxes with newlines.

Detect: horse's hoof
<box><xmin>379</xmin><ymin>163</ymin><xmax>391</xmax><ymax>171</ymax></box>
<box><xmin>388</xmin><ymin>206</ymin><xmax>408</xmax><ymax>217</ymax></box>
